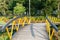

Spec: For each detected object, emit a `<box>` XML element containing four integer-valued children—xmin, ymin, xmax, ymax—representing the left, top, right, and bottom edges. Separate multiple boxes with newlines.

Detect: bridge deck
<box><xmin>12</xmin><ymin>23</ymin><xmax>49</xmax><ymax>40</ymax></box>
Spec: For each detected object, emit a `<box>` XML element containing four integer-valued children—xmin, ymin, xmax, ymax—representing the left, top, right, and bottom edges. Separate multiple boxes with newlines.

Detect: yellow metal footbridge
<box><xmin>0</xmin><ymin>16</ymin><xmax>60</xmax><ymax>40</ymax></box>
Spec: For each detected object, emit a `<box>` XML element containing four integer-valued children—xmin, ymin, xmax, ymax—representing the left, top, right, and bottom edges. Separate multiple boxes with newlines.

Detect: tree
<box><xmin>14</xmin><ymin>3</ymin><xmax>26</xmax><ymax>16</ymax></box>
<box><xmin>0</xmin><ymin>0</ymin><xmax>25</xmax><ymax>16</ymax></box>
<box><xmin>0</xmin><ymin>0</ymin><xmax>58</xmax><ymax>16</ymax></box>
<box><xmin>0</xmin><ymin>0</ymin><xmax>8</xmax><ymax>16</ymax></box>
<box><xmin>30</xmin><ymin>0</ymin><xmax>58</xmax><ymax>16</ymax></box>
<box><xmin>0</xmin><ymin>0</ymin><xmax>13</xmax><ymax>16</ymax></box>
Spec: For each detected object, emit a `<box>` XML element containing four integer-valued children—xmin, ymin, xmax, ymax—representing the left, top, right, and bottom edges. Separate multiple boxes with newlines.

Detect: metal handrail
<box><xmin>0</xmin><ymin>16</ymin><xmax>21</xmax><ymax>31</ymax></box>
<box><xmin>0</xmin><ymin>15</ymin><xmax>31</xmax><ymax>32</ymax></box>
<box><xmin>46</xmin><ymin>16</ymin><xmax>58</xmax><ymax>32</ymax></box>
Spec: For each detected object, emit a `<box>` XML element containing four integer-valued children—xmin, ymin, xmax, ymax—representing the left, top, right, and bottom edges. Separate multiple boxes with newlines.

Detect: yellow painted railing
<box><xmin>48</xmin><ymin>16</ymin><xmax>60</xmax><ymax>23</ymax></box>
<box><xmin>46</xmin><ymin>19</ymin><xmax>56</xmax><ymax>40</ymax></box>
<box><xmin>5</xmin><ymin>16</ymin><xmax>31</xmax><ymax>40</ymax></box>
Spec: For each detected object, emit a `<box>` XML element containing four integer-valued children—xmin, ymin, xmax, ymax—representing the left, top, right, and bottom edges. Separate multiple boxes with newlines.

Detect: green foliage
<box><xmin>0</xmin><ymin>32</ymin><xmax>9</xmax><ymax>40</ymax></box>
<box><xmin>0</xmin><ymin>0</ymin><xmax>8</xmax><ymax>16</ymax></box>
<box><xmin>31</xmin><ymin>0</ymin><xmax>58</xmax><ymax>16</ymax></box>
<box><xmin>14</xmin><ymin>0</ymin><xmax>25</xmax><ymax>3</ymax></box>
<box><xmin>0</xmin><ymin>21</ymin><xmax>6</xmax><ymax>25</ymax></box>
<box><xmin>14</xmin><ymin>3</ymin><xmax>26</xmax><ymax>16</ymax></box>
<box><xmin>0</xmin><ymin>0</ymin><xmax>59</xmax><ymax>16</ymax></box>
<box><xmin>0</xmin><ymin>0</ymin><xmax>25</xmax><ymax>16</ymax></box>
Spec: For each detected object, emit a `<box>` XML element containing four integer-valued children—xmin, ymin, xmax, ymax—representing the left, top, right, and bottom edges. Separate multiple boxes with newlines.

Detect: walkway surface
<box><xmin>12</xmin><ymin>23</ymin><xmax>49</xmax><ymax>40</ymax></box>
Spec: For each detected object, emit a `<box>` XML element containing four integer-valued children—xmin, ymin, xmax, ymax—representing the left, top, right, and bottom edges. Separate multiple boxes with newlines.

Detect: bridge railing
<box><xmin>48</xmin><ymin>16</ymin><xmax>60</xmax><ymax>24</ymax></box>
<box><xmin>46</xmin><ymin>16</ymin><xmax>58</xmax><ymax>40</ymax></box>
<box><xmin>0</xmin><ymin>16</ymin><xmax>31</xmax><ymax>40</ymax></box>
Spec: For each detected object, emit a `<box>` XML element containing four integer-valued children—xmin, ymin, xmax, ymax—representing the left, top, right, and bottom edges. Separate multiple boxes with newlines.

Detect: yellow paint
<box><xmin>46</xmin><ymin>19</ymin><xmax>51</xmax><ymax>40</ymax></box>
<box><xmin>6</xmin><ymin>27</ymin><xmax>12</xmax><ymax>40</ymax></box>
<box><xmin>50</xmin><ymin>29</ymin><xmax>54</xmax><ymax>40</ymax></box>
<box><xmin>16</xmin><ymin>26</ymin><xmax>19</xmax><ymax>31</ymax></box>
<box><xmin>28</xmin><ymin>19</ymin><xmax>31</xmax><ymax>24</ymax></box>
<box><xmin>22</xmin><ymin>22</ymin><xmax>25</xmax><ymax>27</ymax></box>
<box><xmin>46</xmin><ymin>19</ymin><xmax>50</xmax><ymax>32</ymax></box>
<box><xmin>46</xmin><ymin>19</ymin><xmax>56</xmax><ymax>40</ymax></box>
<box><xmin>5</xmin><ymin>16</ymin><xmax>31</xmax><ymax>40</ymax></box>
